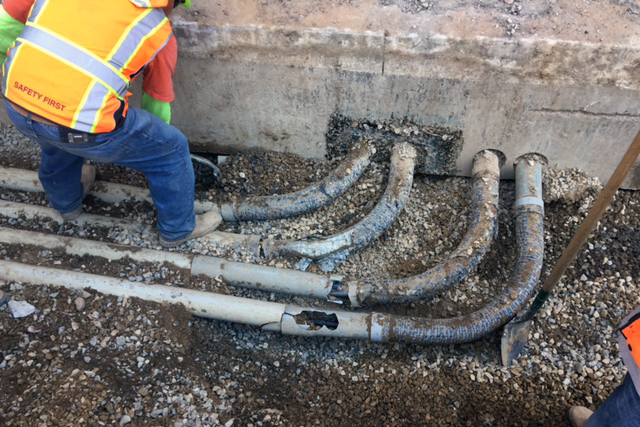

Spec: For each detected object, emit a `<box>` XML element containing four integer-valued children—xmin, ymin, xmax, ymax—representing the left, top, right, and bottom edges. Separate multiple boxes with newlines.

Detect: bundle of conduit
<box><xmin>0</xmin><ymin>139</ymin><xmax>546</xmax><ymax>346</ymax></box>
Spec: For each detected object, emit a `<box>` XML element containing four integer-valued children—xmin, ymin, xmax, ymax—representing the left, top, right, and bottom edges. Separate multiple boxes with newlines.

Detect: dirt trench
<box><xmin>0</xmin><ymin>118</ymin><xmax>638</xmax><ymax>426</ymax></box>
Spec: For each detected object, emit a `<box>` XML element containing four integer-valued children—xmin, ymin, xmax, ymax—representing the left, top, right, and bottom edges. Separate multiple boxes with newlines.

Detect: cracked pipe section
<box><xmin>219</xmin><ymin>142</ymin><xmax>373</xmax><ymax>222</ymax></box>
<box><xmin>345</xmin><ymin>149</ymin><xmax>501</xmax><ymax>307</ymax></box>
<box><xmin>262</xmin><ymin>142</ymin><xmax>417</xmax><ymax>268</ymax></box>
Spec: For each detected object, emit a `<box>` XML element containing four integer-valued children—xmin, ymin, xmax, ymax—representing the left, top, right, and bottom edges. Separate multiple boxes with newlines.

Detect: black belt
<box><xmin>7</xmin><ymin>99</ymin><xmax>97</xmax><ymax>144</ymax></box>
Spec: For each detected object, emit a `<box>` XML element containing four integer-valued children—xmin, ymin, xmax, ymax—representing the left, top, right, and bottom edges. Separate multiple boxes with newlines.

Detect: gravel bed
<box><xmin>1</xmin><ymin>122</ymin><xmax>639</xmax><ymax>426</ymax></box>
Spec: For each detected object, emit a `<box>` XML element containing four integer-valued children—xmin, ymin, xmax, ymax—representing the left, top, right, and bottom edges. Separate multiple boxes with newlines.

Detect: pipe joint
<box><xmin>220</xmin><ymin>202</ymin><xmax>238</xmax><ymax>222</ymax></box>
<box><xmin>327</xmin><ymin>277</ymin><xmax>350</xmax><ymax>304</ymax></box>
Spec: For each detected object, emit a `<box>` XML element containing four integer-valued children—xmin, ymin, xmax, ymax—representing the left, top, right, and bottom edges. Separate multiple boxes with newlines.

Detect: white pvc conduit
<box><xmin>0</xmin><ymin>200</ymin><xmax>262</xmax><ymax>256</ymax></box>
<box><xmin>0</xmin><ymin>166</ymin><xmax>216</xmax><ymax>214</ymax></box>
<box><xmin>0</xmin><ymin>200</ymin><xmax>148</xmax><ymax>231</ymax></box>
<box><xmin>0</xmin><ymin>227</ymin><xmax>338</xmax><ymax>300</ymax></box>
<box><xmin>0</xmin><ymin>226</ymin><xmax>192</xmax><ymax>269</ymax></box>
<box><xmin>1</xmin><ymin>259</ymin><xmax>285</xmax><ymax>330</ymax></box>
<box><xmin>0</xmin><ymin>260</ymin><xmax>372</xmax><ymax>340</ymax></box>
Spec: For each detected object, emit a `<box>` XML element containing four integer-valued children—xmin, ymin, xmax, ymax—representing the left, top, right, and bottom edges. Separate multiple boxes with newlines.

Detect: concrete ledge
<box><xmin>170</xmin><ymin>19</ymin><xmax>640</xmax><ymax>185</ymax></box>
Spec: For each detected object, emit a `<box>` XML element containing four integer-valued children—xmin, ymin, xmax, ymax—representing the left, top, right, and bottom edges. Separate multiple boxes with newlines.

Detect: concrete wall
<box><xmin>169</xmin><ymin>22</ymin><xmax>640</xmax><ymax>185</ymax></box>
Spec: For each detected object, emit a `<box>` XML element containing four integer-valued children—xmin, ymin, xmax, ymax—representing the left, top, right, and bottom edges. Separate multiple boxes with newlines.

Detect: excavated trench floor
<box><xmin>1</xmin><ymin>119</ymin><xmax>639</xmax><ymax>426</ymax></box>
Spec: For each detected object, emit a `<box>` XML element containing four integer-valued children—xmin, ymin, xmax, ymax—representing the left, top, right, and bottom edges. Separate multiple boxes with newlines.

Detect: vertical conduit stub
<box><xmin>514</xmin><ymin>153</ymin><xmax>546</xmax><ymax>210</ymax></box>
<box><xmin>472</xmin><ymin>149</ymin><xmax>503</xmax><ymax>177</ymax></box>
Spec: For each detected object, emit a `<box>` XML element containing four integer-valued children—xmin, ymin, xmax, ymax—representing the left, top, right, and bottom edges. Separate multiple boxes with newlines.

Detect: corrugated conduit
<box><xmin>262</xmin><ymin>142</ymin><xmax>417</xmax><ymax>271</ymax></box>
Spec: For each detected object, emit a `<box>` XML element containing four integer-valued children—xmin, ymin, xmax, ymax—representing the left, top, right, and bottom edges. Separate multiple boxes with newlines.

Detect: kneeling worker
<box><xmin>0</xmin><ymin>0</ymin><xmax>221</xmax><ymax>248</ymax></box>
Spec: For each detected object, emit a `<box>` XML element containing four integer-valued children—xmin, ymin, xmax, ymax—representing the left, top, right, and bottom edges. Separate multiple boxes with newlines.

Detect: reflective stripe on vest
<box><xmin>108</xmin><ymin>9</ymin><xmax>168</xmax><ymax>72</ymax></box>
<box><xmin>70</xmin><ymin>9</ymin><xmax>169</xmax><ymax>131</ymax></box>
<box><xmin>1</xmin><ymin>40</ymin><xmax>23</xmax><ymax>96</ymax></box>
<box><xmin>3</xmin><ymin>0</ymin><xmax>171</xmax><ymax>133</ymax></box>
<box><xmin>130</xmin><ymin>0</ymin><xmax>155</xmax><ymax>7</ymax></box>
<box><xmin>26</xmin><ymin>0</ymin><xmax>47</xmax><ymax>24</ymax></box>
<box><xmin>19</xmin><ymin>24</ymin><xmax>129</xmax><ymax>98</ymax></box>
<box><xmin>621</xmin><ymin>312</ymin><xmax>640</xmax><ymax>369</ymax></box>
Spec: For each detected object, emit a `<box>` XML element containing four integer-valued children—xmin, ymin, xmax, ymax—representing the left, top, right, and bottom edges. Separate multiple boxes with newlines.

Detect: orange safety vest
<box><xmin>2</xmin><ymin>0</ymin><xmax>173</xmax><ymax>134</ymax></box>
<box><xmin>621</xmin><ymin>312</ymin><xmax>640</xmax><ymax>369</ymax></box>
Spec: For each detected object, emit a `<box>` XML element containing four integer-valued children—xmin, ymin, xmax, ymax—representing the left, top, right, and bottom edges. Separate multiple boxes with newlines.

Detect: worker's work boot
<box><xmin>59</xmin><ymin>164</ymin><xmax>96</xmax><ymax>221</ymax></box>
<box><xmin>568</xmin><ymin>406</ymin><xmax>593</xmax><ymax>427</ymax></box>
<box><xmin>0</xmin><ymin>290</ymin><xmax>9</xmax><ymax>307</ymax></box>
<box><xmin>159</xmin><ymin>210</ymin><xmax>223</xmax><ymax>248</ymax></box>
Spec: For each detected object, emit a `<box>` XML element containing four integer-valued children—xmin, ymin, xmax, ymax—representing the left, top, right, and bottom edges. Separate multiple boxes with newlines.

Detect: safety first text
<box><xmin>13</xmin><ymin>82</ymin><xmax>66</xmax><ymax>111</ymax></box>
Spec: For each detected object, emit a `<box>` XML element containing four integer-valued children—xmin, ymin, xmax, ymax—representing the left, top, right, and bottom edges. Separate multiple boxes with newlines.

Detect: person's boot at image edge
<box><xmin>569</xmin><ymin>406</ymin><xmax>593</xmax><ymax>427</ymax></box>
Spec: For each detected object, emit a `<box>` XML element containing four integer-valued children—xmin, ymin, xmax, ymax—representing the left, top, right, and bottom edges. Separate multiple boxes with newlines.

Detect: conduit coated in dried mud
<box><xmin>219</xmin><ymin>142</ymin><xmax>373</xmax><ymax>222</ymax></box>
<box><xmin>0</xmin><ymin>153</ymin><xmax>544</xmax><ymax>344</ymax></box>
<box><xmin>339</xmin><ymin>149</ymin><xmax>501</xmax><ymax>307</ymax></box>
<box><xmin>373</xmin><ymin>154</ymin><xmax>544</xmax><ymax>344</ymax></box>
<box><xmin>262</xmin><ymin>142</ymin><xmax>417</xmax><ymax>271</ymax></box>
<box><xmin>0</xmin><ymin>142</ymin><xmax>372</xmax><ymax>222</ymax></box>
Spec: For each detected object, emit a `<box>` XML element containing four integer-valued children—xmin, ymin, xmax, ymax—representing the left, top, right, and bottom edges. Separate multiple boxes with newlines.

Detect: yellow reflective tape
<box><xmin>90</xmin><ymin>93</ymin><xmax>111</xmax><ymax>134</ymax></box>
<box><xmin>123</xmin><ymin>18</ymin><xmax>168</xmax><ymax>72</ymax></box>
<box><xmin>26</xmin><ymin>22</ymin><xmax>129</xmax><ymax>87</ymax></box>
<box><xmin>71</xmin><ymin>80</ymin><xmax>96</xmax><ymax>129</ymax></box>
<box><xmin>28</xmin><ymin>0</ymin><xmax>50</xmax><ymax>26</ymax></box>
<box><xmin>16</xmin><ymin>37</ymin><xmax>124</xmax><ymax>101</ymax></box>
<box><xmin>3</xmin><ymin>42</ymin><xmax>25</xmax><ymax>98</ymax></box>
<box><xmin>107</xmin><ymin>8</ymin><xmax>153</xmax><ymax>64</ymax></box>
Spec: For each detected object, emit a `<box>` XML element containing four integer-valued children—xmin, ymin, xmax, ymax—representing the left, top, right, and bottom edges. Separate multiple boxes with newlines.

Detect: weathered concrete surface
<box><xmin>7</xmin><ymin>1</ymin><xmax>640</xmax><ymax>185</ymax></box>
<box><xmin>165</xmin><ymin>0</ymin><xmax>640</xmax><ymax>186</ymax></box>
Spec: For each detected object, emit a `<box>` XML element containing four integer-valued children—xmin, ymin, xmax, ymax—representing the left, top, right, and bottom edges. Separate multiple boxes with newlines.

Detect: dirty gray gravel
<box><xmin>1</xmin><ymin>122</ymin><xmax>639</xmax><ymax>427</ymax></box>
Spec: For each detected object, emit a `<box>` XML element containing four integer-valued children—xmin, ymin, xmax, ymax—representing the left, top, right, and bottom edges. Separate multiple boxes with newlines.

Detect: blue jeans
<box><xmin>585</xmin><ymin>374</ymin><xmax>640</xmax><ymax>427</ymax></box>
<box><xmin>5</xmin><ymin>100</ymin><xmax>196</xmax><ymax>241</ymax></box>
